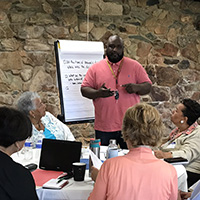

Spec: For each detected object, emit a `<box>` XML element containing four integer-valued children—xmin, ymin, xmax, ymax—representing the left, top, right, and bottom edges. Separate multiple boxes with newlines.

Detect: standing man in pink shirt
<box><xmin>81</xmin><ymin>35</ymin><xmax>152</xmax><ymax>149</ymax></box>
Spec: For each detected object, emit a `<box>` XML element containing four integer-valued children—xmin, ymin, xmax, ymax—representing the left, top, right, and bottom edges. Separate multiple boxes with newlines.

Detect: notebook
<box><xmin>42</xmin><ymin>179</ymin><xmax>69</xmax><ymax>189</ymax></box>
<box><xmin>39</xmin><ymin>139</ymin><xmax>82</xmax><ymax>173</ymax></box>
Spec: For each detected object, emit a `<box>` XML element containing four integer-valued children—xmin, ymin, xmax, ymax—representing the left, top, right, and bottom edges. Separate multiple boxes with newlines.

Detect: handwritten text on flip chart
<box><xmin>61</xmin><ymin>59</ymin><xmax>97</xmax><ymax>88</ymax></box>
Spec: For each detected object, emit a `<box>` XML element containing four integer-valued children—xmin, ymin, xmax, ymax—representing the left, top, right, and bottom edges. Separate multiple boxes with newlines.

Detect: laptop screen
<box><xmin>39</xmin><ymin>139</ymin><xmax>82</xmax><ymax>173</ymax></box>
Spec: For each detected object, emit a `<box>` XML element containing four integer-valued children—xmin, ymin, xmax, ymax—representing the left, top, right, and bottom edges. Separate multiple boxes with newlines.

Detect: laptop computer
<box><xmin>39</xmin><ymin>139</ymin><xmax>82</xmax><ymax>173</ymax></box>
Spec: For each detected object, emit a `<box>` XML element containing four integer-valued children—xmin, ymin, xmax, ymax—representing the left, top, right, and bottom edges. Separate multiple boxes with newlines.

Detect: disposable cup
<box><xmin>72</xmin><ymin>162</ymin><xmax>86</xmax><ymax>181</ymax></box>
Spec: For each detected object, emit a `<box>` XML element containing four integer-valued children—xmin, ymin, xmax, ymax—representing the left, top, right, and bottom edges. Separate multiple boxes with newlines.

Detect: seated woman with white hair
<box><xmin>17</xmin><ymin>91</ymin><xmax>75</xmax><ymax>147</ymax></box>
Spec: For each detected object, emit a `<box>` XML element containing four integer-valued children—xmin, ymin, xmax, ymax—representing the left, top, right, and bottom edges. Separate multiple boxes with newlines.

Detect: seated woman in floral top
<box><xmin>17</xmin><ymin>91</ymin><xmax>75</xmax><ymax>147</ymax></box>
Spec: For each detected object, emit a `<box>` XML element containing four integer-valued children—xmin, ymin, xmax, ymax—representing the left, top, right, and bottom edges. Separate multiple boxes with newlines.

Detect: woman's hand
<box><xmin>178</xmin><ymin>190</ymin><xmax>192</xmax><ymax>200</ymax></box>
<box><xmin>154</xmin><ymin>150</ymin><xmax>172</xmax><ymax>159</ymax></box>
<box><xmin>91</xmin><ymin>166</ymin><xmax>99</xmax><ymax>182</ymax></box>
<box><xmin>177</xmin><ymin>190</ymin><xmax>182</xmax><ymax>200</ymax></box>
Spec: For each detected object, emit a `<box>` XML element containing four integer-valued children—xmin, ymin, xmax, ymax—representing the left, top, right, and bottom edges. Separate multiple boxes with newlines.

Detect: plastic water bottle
<box><xmin>34</xmin><ymin>131</ymin><xmax>43</xmax><ymax>160</ymax></box>
<box><xmin>34</xmin><ymin>140</ymin><xmax>42</xmax><ymax>161</ymax></box>
<box><xmin>38</xmin><ymin>130</ymin><xmax>44</xmax><ymax>143</ymax></box>
<box><xmin>24</xmin><ymin>138</ymin><xmax>33</xmax><ymax>160</ymax></box>
<box><xmin>107</xmin><ymin>139</ymin><xmax>118</xmax><ymax>159</ymax></box>
<box><xmin>89</xmin><ymin>139</ymin><xmax>100</xmax><ymax>177</ymax></box>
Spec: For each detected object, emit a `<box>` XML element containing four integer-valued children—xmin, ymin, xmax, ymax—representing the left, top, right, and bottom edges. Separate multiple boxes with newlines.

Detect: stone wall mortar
<box><xmin>0</xmin><ymin>0</ymin><xmax>200</xmax><ymax>145</ymax></box>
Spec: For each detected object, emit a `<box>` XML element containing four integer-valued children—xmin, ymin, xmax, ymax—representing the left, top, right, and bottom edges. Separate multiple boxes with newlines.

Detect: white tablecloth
<box><xmin>174</xmin><ymin>165</ymin><xmax>188</xmax><ymax>192</ymax></box>
<box><xmin>11</xmin><ymin>148</ymin><xmax>94</xmax><ymax>200</ymax></box>
<box><xmin>36</xmin><ymin>170</ymin><xmax>93</xmax><ymax>200</ymax></box>
<box><xmin>11</xmin><ymin>146</ymin><xmax>188</xmax><ymax>200</ymax></box>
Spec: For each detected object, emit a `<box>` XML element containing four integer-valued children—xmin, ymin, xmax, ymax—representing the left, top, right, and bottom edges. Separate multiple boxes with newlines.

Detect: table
<box><xmin>36</xmin><ymin>170</ymin><xmax>93</xmax><ymax>200</ymax></box>
<box><xmin>11</xmin><ymin>146</ymin><xmax>188</xmax><ymax>200</ymax></box>
<box><xmin>11</xmin><ymin>148</ymin><xmax>94</xmax><ymax>200</ymax></box>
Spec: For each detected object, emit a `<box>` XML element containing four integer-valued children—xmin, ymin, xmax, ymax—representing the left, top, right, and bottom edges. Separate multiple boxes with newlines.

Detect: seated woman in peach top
<box><xmin>88</xmin><ymin>103</ymin><xmax>178</xmax><ymax>200</ymax></box>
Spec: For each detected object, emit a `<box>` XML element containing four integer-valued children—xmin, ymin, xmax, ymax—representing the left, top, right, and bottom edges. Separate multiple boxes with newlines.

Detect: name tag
<box><xmin>166</xmin><ymin>142</ymin><xmax>176</xmax><ymax>149</ymax></box>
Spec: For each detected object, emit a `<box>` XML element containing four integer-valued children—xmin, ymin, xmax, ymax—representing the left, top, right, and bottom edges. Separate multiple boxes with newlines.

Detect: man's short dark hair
<box><xmin>181</xmin><ymin>99</ymin><xmax>200</xmax><ymax>126</ymax></box>
<box><xmin>0</xmin><ymin>107</ymin><xmax>32</xmax><ymax>147</ymax></box>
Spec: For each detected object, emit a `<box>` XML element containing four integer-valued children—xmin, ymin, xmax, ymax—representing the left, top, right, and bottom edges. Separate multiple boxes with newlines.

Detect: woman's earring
<box><xmin>180</xmin><ymin>120</ymin><xmax>184</xmax><ymax>124</ymax></box>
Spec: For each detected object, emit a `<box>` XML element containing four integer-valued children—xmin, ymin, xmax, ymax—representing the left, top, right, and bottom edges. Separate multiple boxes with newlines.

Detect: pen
<box><xmin>58</xmin><ymin>174</ymin><xmax>67</xmax><ymax>179</ymax></box>
<box><xmin>57</xmin><ymin>173</ymin><xmax>71</xmax><ymax>184</ymax></box>
<box><xmin>57</xmin><ymin>177</ymin><xmax>65</xmax><ymax>184</ymax></box>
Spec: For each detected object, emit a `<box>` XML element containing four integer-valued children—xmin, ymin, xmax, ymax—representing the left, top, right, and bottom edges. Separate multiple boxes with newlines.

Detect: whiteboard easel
<box><xmin>54</xmin><ymin>40</ymin><xmax>104</xmax><ymax>124</ymax></box>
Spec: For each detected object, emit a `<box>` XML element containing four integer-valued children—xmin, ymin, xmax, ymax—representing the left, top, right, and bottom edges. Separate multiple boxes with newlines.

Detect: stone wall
<box><xmin>0</xmin><ymin>0</ymin><xmax>200</xmax><ymax>145</ymax></box>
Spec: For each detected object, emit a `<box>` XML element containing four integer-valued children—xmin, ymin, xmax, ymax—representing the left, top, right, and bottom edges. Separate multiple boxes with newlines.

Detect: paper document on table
<box><xmin>190</xmin><ymin>180</ymin><xmax>200</xmax><ymax>200</ymax></box>
<box><xmin>42</xmin><ymin>179</ymin><xmax>69</xmax><ymax>189</ymax></box>
<box><xmin>190</xmin><ymin>180</ymin><xmax>200</xmax><ymax>191</ymax></box>
<box><xmin>89</xmin><ymin>149</ymin><xmax>103</xmax><ymax>170</ymax></box>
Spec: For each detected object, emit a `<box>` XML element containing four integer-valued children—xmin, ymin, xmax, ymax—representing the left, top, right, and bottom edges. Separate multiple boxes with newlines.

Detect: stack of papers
<box><xmin>89</xmin><ymin>149</ymin><xmax>103</xmax><ymax>170</ymax></box>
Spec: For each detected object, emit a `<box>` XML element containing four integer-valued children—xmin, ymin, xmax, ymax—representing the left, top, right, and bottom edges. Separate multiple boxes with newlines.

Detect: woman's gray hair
<box><xmin>17</xmin><ymin>91</ymin><xmax>40</xmax><ymax>116</ymax></box>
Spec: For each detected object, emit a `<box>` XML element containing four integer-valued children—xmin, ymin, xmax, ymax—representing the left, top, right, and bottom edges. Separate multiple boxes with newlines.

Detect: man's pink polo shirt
<box><xmin>81</xmin><ymin>57</ymin><xmax>152</xmax><ymax>132</ymax></box>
